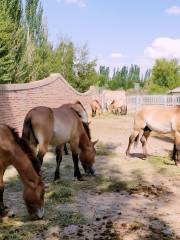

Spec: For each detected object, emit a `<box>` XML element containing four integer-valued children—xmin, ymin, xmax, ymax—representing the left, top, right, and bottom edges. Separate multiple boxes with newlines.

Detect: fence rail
<box><xmin>126</xmin><ymin>95</ymin><xmax>180</xmax><ymax>111</ymax></box>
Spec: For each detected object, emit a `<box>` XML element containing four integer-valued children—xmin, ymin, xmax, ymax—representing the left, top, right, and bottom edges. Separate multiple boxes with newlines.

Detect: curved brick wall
<box><xmin>0</xmin><ymin>73</ymin><xmax>98</xmax><ymax>132</ymax></box>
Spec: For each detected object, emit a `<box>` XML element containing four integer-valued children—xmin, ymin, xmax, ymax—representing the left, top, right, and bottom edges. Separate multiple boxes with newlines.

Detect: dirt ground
<box><xmin>1</xmin><ymin>113</ymin><xmax>180</xmax><ymax>240</ymax></box>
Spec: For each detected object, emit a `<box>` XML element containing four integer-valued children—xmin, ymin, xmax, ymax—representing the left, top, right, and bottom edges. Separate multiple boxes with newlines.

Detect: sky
<box><xmin>43</xmin><ymin>0</ymin><xmax>180</xmax><ymax>74</ymax></box>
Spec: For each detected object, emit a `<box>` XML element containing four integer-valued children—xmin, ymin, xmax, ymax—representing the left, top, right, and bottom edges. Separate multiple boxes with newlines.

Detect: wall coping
<box><xmin>0</xmin><ymin>73</ymin><xmax>98</xmax><ymax>96</ymax></box>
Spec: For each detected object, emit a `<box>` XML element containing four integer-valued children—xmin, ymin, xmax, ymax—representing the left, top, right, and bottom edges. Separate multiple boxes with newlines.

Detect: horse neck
<box><xmin>79</xmin><ymin>132</ymin><xmax>91</xmax><ymax>151</ymax></box>
<box><xmin>12</xmin><ymin>150</ymin><xmax>39</xmax><ymax>188</ymax></box>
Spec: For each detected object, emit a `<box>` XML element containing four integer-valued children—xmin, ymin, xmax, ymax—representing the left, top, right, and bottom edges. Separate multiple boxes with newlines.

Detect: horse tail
<box><xmin>22</xmin><ymin>116</ymin><xmax>38</xmax><ymax>145</ymax></box>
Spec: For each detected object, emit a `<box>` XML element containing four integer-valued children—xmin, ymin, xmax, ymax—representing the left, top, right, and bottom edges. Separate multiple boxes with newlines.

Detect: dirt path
<box><xmin>1</xmin><ymin>114</ymin><xmax>180</xmax><ymax>240</ymax></box>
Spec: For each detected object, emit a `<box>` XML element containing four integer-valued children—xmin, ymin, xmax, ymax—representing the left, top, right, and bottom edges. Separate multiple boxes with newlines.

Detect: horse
<box><xmin>90</xmin><ymin>100</ymin><xmax>103</xmax><ymax>117</ymax></box>
<box><xmin>22</xmin><ymin>102</ymin><xmax>98</xmax><ymax>181</ymax></box>
<box><xmin>120</xmin><ymin>105</ymin><xmax>127</xmax><ymax>115</ymax></box>
<box><xmin>108</xmin><ymin>100</ymin><xmax>125</xmax><ymax>115</ymax></box>
<box><xmin>0</xmin><ymin>124</ymin><xmax>44</xmax><ymax>219</ymax></box>
<box><xmin>106</xmin><ymin>100</ymin><xmax>114</xmax><ymax>112</ymax></box>
<box><xmin>125</xmin><ymin>105</ymin><xmax>180</xmax><ymax>165</ymax></box>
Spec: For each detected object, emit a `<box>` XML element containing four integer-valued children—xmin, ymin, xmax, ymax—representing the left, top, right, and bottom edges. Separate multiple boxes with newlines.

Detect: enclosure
<box><xmin>1</xmin><ymin>113</ymin><xmax>180</xmax><ymax>240</ymax></box>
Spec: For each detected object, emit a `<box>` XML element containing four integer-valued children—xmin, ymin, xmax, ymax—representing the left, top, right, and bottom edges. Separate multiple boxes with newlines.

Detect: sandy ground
<box><xmin>2</xmin><ymin>113</ymin><xmax>180</xmax><ymax>240</ymax></box>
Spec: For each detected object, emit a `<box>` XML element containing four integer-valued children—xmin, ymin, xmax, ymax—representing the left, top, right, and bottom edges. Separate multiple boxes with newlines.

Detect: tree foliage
<box><xmin>0</xmin><ymin>0</ymin><xmax>179</xmax><ymax>94</ymax></box>
<box><xmin>149</xmin><ymin>59</ymin><xmax>180</xmax><ymax>93</ymax></box>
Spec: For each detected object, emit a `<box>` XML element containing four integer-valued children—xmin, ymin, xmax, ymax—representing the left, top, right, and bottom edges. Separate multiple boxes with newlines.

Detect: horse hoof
<box><xmin>77</xmin><ymin>176</ymin><xmax>84</xmax><ymax>181</ymax></box>
<box><xmin>0</xmin><ymin>207</ymin><xmax>14</xmax><ymax>218</ymax></box>
<box><xmin>54</xmin><ymin>176</ymin><xmax>60</xmax><ymax>181</ymax></box>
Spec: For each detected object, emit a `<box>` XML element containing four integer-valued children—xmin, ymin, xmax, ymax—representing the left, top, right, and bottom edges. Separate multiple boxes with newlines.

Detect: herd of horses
<box><xmin>90</xmin><ymin>99</ymin><xmax>127</xmax><ymax>117</ymax></box>
<box><xmin>0</xmin><ymin>100</ymin><xmax>180</xmax><ymax>220</ymax></box>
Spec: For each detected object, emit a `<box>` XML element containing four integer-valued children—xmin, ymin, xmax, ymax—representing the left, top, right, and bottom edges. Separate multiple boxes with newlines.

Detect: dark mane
<box><xmin>70</xmin><ymin>109</ymin><xmax>91</xmax><ymax>140</ymax></box>
<box><xmin>95</xmin><ymin>100</ymin><xmax>102</xmax><ymax>109</ymax></box>
<box><xmin>7</xmin><ymin>126</ymin><xmax>40</xmax><ymax>175</ymax></box>
<box><xmin>75</xmin><ymin>100</ymin><xmax>86</xmax><ymax>112</ymax></box>
<box><xmin>82</xmin><ymin>122</ymin><xmax>91</xmax><ymax>140</ymax></box>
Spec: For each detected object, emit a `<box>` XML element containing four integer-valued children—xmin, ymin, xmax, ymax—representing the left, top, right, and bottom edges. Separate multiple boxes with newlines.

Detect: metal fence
<box><xmin>127</xmin><ymin>95</ymin><xmax>180</xmax><ymax>111</ymax></box>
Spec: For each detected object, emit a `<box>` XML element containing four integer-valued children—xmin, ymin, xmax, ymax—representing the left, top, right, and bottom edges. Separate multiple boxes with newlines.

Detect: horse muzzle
<box><xmin>30</xmin><ymin>207</ymin><xmax>44</xmax><ymax>220</ymax></box>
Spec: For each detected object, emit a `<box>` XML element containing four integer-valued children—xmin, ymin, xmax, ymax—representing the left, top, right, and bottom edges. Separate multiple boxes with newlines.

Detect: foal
<box><xmin>126</xmin><ymin>106</ymin><xmax>180</xmax><ymax>165</ymax></box>
<box><xmin>0</xmin><ymin>125</ymin><xmax>44</xmax><ymax>219</ymax></box>
<box><xmin>22</xmin><ymin>102</ymin><xmax>98</xmax><ymax>180</ymax></box>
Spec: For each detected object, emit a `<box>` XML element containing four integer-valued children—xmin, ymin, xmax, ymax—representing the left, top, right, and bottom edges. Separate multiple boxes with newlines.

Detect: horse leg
<box><xmin>126</xmin><ymin>130</ymin><xmax>141</xmax><ymax>156</ymax></box>
<box><xmin>140</xmin><ymin>130</ymin><xmax>151</xmax><ymax>157</ymax></box>
<box><xmin>64</xmin><ymin>144</ymin><xmax>69</xmax><ymax>155</ymax></box>
<box><xmin>72</xmin><ymin>153</ymin><xmax>82</xmax><ymax>180</ymax></box>
<box><xmin>172</xmin><ymin>144</ymin><xmax>177</xmax><ymax>161</ymax></box>
<box><xmin>174</xmin><ymin>132</ymin><xmax>180</xmax><ymax>166</ymax></box>
<box><xmin>0</xmin><ymin>169</ymin><xmax>6</xmax><ymax>216</ymax></box>
<box><xmin>54</xmin><ymin>146</ymin><xmax>62</xmax><ymax>181</ymax></box>
<box><xmin>37</xmin><ymin>141</ymin><xmax>49</xmax><ymax>167</ymax></box>
<box><xmin>92</xmin><ymin>109</ymin><xmax>95</xmax><ymax>117</ymax></box>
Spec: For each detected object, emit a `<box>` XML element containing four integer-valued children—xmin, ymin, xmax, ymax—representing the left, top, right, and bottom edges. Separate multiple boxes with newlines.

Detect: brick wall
<box><xmin>0</xmin><ymin>73</ymin><xmax>98</xmax><ymax>132</ymax></box>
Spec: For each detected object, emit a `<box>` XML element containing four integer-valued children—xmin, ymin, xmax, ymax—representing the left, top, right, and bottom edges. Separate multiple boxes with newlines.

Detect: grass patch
<box><xmin>147</xmin><ymin>155</ymin><xmax>180</xmax><ymax>176</ymax></box>
<box><xmin>48</xmin><ymin>210</ymin><xmax>86</xmax><ymax>227</ymax></box>
<box><xmin>96</xmin><ymin>142</ymin><xmax>117</xmax><ymax>156</ymax></box>
<box><xmin>73</xmin><ymin>175</ymin><xmax>139</xmax><ymax>194</ymax></box>
<box><xmin>46</xmin><ymin>180</ymin><xmax>74</xmax><ymax>204</ymax></box>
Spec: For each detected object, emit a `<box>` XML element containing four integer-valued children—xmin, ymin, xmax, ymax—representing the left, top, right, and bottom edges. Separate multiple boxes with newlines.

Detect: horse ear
<box><xmin>92</xmin><ymin>139</ymin><xmax>99</xmax><ymax>146</ymax></box>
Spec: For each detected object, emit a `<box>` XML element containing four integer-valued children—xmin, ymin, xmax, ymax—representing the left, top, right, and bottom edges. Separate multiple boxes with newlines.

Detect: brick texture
<box><xmin>0</xmin><ymin>74</ymin><xmax>99</xmax><ymax>132</ymax></box>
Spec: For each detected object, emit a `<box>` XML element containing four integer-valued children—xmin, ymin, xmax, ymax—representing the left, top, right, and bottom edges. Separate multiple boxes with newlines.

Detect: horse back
<box><xmin>23</xmin><ymin>106</ymin><xmax>54</xmax><ymax>144</ymax></box>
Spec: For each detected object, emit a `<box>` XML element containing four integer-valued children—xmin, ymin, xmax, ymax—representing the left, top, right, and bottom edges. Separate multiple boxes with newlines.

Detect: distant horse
<box><xmin>90</xmin><ymin>100</ymin><xmax>103</xmax><ymax>117</ymax></box>
<box><xmin>108</xmin><ymin>100</ymin><xmax>127</xmax><ymax>115</ymax></box>
<box><xmin>106</xmin><ymin>100</ymin><xmax>114</xmax><ymax>112</ymax></box>
<box><xmin>22</xmin><ymin>102</ymin><xmax>98</xmax><ymax>180</ymax></box>
<box><xmin>126</xmin><ymin>106</ymin><xmax>180</xmax><ymax>165</ymax></box>
<box><xmin>0</xmin><ymin>125</ymin><xmax>44</xmax><ymax>219</ymax></box>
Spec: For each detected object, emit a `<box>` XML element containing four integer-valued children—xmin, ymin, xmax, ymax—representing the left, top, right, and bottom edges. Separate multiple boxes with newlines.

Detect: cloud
<box><xmin>133</xmin><ymin>37</ymin><xmax>180</xmax><ymax>74</ymax></box>
<box><xmin>57</xmin><ymin>0</ymin><xmax>87</xmax><ymax>8</ymax></box>
<box><xmin>110</xmin><ymin>53</ymin><xmax>127</xmax><ymax>59</ymax></box>
<box><xmin>165</xmin><ymin>6</ymin><xmax>180</xmax><ymax>15</ymax></box>
<box><xmin>144</xmin><ymin>37</ymin><xmax>180</xmax><ymax>60</ymax></box>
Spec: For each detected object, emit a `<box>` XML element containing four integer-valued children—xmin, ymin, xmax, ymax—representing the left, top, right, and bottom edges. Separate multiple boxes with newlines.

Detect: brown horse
<box><xmin>126</xmin><ymin>105</ymin><xmax>180</xmax><ymax>165</ymax></box>
<box><xmin>90</xmin><ymin>100</ymin><xmax>103</xmax><ymax>117</ymax></box>
<box><xmin>0</xmin><ymin>125</ymin><xmax>44</xmax><ymax>219</ymax></box>
<box><xmin>108</xmin><ymin>100</ymin><xmax>127</xmax><ymax>115</ymax></box>
<box><xmin>22</xmin><ymin>102</ymin><xmax>98</xmax><ymax>180</ymax></box>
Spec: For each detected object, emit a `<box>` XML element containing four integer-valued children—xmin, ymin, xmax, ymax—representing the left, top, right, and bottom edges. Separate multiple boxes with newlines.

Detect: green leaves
<box><xmin>149</xmin><ymin>59</ymin><xmax>180</xmax><ymax>93</ymax></box>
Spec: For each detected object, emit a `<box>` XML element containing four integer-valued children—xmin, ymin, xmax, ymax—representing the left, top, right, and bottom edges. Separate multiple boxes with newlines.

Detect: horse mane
<box><xmin>74</xmin><ymin>100</ymin><xmax>86</xmax><ymax>112</ymax></box>
<box><xmin>95</xmin><ymin>100</ymin><xmax>102</xmax><ymax>109</ymax></box>
<box><xmin>7</xmin><ymin>126</ymin><xmax>40</xmax><ymax>175</ymax></box>
<box><xmin>70</xmin><ymin>109</ymin><xmax>91</xmax><ymax>140</ymax></box>
<box><xmin>82</xmin><ymin>122</ymin><xmax>91</xmax><ymax>140</ymax></box>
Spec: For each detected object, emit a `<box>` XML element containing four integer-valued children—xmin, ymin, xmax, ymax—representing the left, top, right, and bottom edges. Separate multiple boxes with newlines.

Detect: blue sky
<box><xmin>43</xmin><ymin>0</ymin><xmax>180</xmax><ymax>74</ymax></box>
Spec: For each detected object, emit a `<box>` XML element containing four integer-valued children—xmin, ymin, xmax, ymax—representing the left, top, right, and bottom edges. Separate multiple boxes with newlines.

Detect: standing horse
<box><xmin>90</xmin><ymin>100</ymin><xmax>103</xmax><ymax>117</ymax></box>
<box><xmin>22</xmin><ymin>103</ymin><xmax>98</xmax><ymax>181</ymax></box>
<box><xmin>0</xmin><ymin>125</ymin><xmax>44</xmax><ymax>219</ymax></box>
<box><xmin>126</xmin><ymin>106</ymin><xmax>180</xmax><ymax>165</ymax></box>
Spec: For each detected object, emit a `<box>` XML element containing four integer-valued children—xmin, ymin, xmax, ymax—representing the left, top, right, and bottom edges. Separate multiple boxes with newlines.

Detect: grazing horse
<box><xmin>0</xmin><ymin>125</ymin><xmax>44</xmax><ymax>219</ymax></box>
<box><xmin>90</xmin><ymin>100</ymin><xmax>103</xmax><ymax>117</ymax></box>
<box><xmin>121</xmin><ymin>105</ymin><xmax>127</xmax><ymax>115</ymax></box>
<box><xmin>108</xmin><ymin>100</ymin><xmax>127</xmax><ymax>115</ymax></box>
<box><xmin>126</xmin><ymin>105</ymin><xmax>180</xmax><ymax>165</ymax></box>
<box><xmin>22</xmin><ymin>102</ymin><xmax>98</xmax><ymax>180</ymax></box>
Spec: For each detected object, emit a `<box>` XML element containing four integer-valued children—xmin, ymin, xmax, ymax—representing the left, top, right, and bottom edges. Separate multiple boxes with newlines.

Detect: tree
<box><xmin>149</xmin><ymin>59</ymin><xmax>180</xmax><ymax>93</ymax></box>
<box><xmin>25</xmin><ymin>0</ymin><xmax>45</xmax><ymax>46</ymax></box>
<box><xmin>0</xmin><ymin>2</ymin><xmax>25</xmax><ymax>83</ymax></box>
<box><xmin>74</xmin><ymin>44</ymin><xmax>97</xmax><ymax>92</ymax></box>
